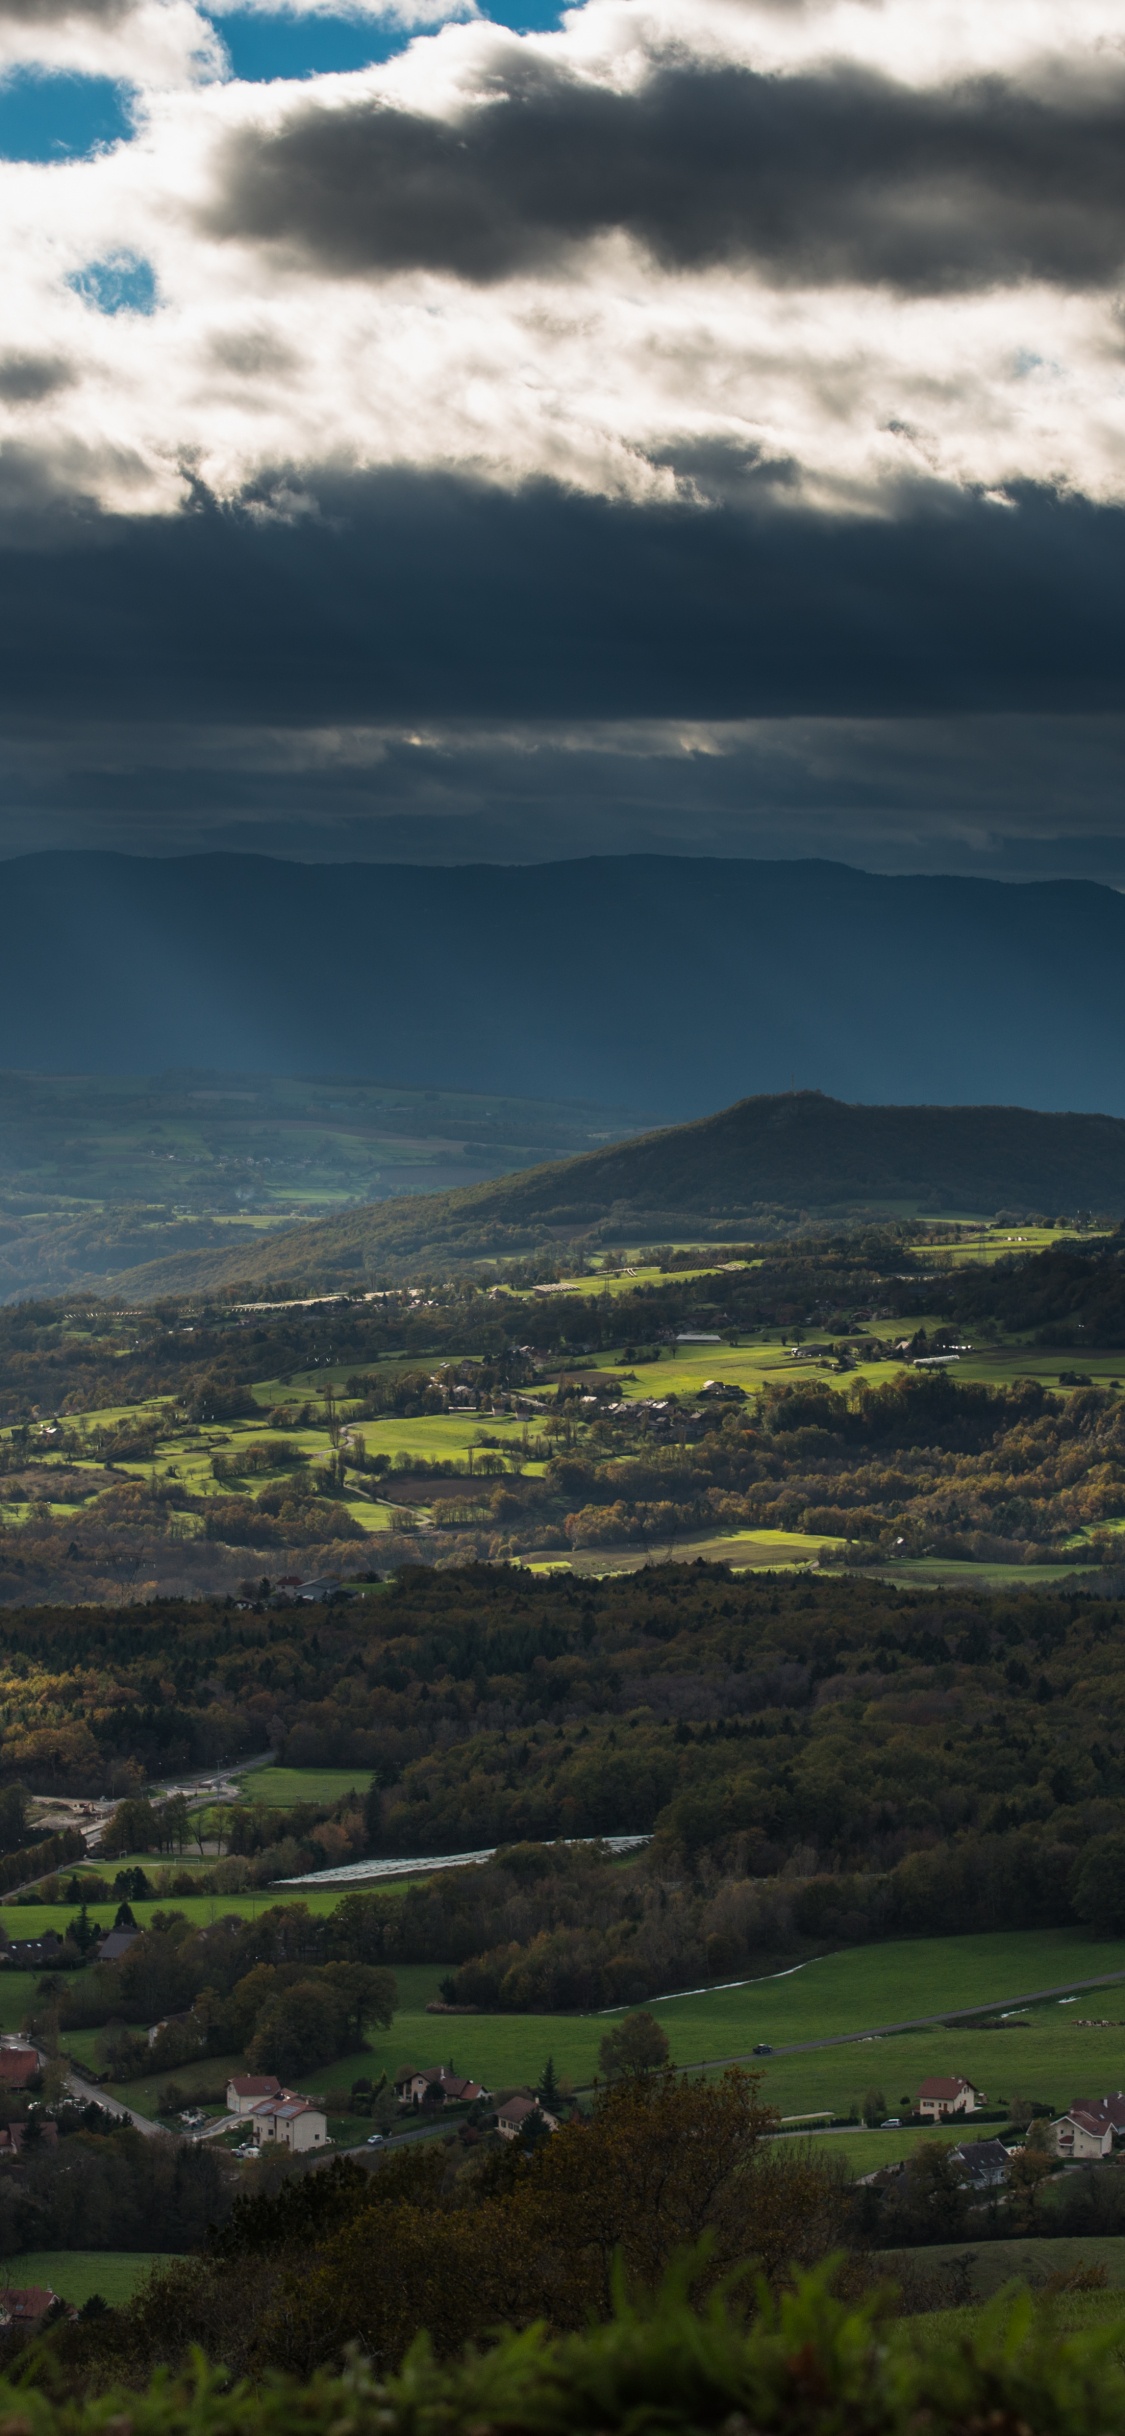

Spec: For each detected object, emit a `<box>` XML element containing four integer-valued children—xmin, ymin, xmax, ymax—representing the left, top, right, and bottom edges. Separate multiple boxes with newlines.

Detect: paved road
<box><xmin>64</xmin><ymin>2070</ymin><xmax>165</xmax><ymax>2138</ymax></box>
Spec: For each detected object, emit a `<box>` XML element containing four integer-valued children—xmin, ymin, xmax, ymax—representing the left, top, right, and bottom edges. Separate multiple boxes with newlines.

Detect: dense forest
<box><xmin>5</xmin><ymin>1571</ymin><xmax>1125</xmax><ymax>2005</ymax></box>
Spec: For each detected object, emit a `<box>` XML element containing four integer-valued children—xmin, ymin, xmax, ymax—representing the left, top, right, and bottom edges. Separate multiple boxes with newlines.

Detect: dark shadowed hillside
<box><xmin>9</xmin><ymin>850</ymin><xmax>1125</xmax><ymax>1117</ymax></box>
<box><xmin>104</xmin><ymin>1090</ymin><xmax>1125</xmax><ymax>1295</ymax></box>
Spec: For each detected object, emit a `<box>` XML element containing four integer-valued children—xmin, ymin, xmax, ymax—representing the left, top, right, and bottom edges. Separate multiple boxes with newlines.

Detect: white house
<box><xmin>1050</xmin><ymin>2107</ymin><xmax>1115</xmax><ymax>2161</ymax></box>
<box><xmin>250</xmin><ymin>2093</ymin><xmax>328</xmax><ymax>2153</ymax></box>
<box><xmin>917</xmin><ymin>2076</ymin><xmax>980</xmax><ymax>2119</ymax></box>
<box><xmin>227</xmin><ymin>2074</ymin><xmax>282</xmax><ymax>2116</ymax></box>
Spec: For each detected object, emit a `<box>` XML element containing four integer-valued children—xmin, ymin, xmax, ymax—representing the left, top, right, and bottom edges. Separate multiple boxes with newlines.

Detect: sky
<box><xmin>0</xmin><ymin>0</ymin><xmax>1124</xmax><ymax>875</ymax></box>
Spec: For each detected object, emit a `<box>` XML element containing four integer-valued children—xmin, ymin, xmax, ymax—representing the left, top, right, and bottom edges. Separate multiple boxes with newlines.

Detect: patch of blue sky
<box><xmin>208</xmin><ymin>0</ymin><xmax>572</xmax><ymax>86</ymax></box>
<box><xmin>68</xmin><ymin>254</ymin><xmax>158</xmax><ymax>315</ymax></box>
<box><xmin>209</xmin><ymin>11</ymin><xmax>409</xmax><ymax>80</ymax></box>
<box><xmin>486</xmin><ymin>1</ymin><xmax>571</xmax><ymax>23</ymax></box>
<box><xmin>0</xmin><ymin>68</ymin><xmax>134</xmax><ymax>162</ymax></box>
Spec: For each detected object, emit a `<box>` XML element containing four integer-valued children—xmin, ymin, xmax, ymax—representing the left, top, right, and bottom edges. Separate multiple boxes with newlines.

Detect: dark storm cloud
<box><xmin>2</xmin><ymin>469</ymin><xmax>1125</xmax><ymax>727</ymax></box>
<box><xmin>204</xmin><ymin>56</ymin><xmax>1125</xmax><ymax>291</ymax></box>
<box><xmin>0</xmin><ymin>469</ymin><xmax>1124</xmax><ymax>863</ymax></box>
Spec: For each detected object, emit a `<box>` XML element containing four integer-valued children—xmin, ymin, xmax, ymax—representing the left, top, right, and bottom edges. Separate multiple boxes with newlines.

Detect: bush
<box><xmin>22</xmin><ymin>2268</ymin><xmax>1125</xmax><ymax>2434</ymax></box>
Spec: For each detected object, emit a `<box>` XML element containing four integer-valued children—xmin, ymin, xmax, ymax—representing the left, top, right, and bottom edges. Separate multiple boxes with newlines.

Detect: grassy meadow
<box><xmin>48</xmin><ymin>1924</ymin><xmax>1125</xmax><ymax>2120</ymax></box>
<box><xmin>0</xmin><ymin>2252</ymin><xmax>181</xmax><ymax>2306</ymax></box>
<box><xmin>889</xmin><ymin>2236</ymin><xmax>1125</xmax><ymax>2294</ymax></box>
<box><xmin>234</xmin><ymin>1765</ymin><xmax>374</xmax><ymax>1808</ymax></box>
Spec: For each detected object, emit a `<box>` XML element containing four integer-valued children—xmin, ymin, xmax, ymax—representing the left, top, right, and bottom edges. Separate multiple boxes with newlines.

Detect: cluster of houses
<box><xmin>0</xmin><ymin>1917</ymin><xmax>141</xmax><ymax>1974</ymax></box>
<box><xmin>865</xmin><ymin>2075</ymin><xmax>1125</xmax><ymax>2196</ymax></box>
<box><xmin>222</xmin><ymin>2064</ymin><xmax>559</xmax><ymax>2153</ymax></box>
<box><xmin>914</xmin><ymin>2073</ymin><xmax>1125</xmax><ymax>2166</ymax></box>
<box><xmin>392</xmin><ymin>2065</ymin><xmax>558</xmax><ymax>2139</ymax></box>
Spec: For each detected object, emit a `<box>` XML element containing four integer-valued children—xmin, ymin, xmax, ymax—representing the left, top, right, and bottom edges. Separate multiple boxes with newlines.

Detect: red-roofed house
<box><xmin>226</xmin><ymin>2074</ymin><xmax>282</xmax><ymax>2116</ymax></box>
<box><xmin>917</xmin><ymin>2076</ymin><xmax>980</xmax><ymax>2119</ymax></box>
<box><xmin>1050</xmin><ymin>2106</ymin><xmax>1114</xmax><ymax>2161</ymax></box>
<box><xmin>1073</xmin><ymin>2093</ymin><xmax>1125</xmax><ymax>2139</ymax></box>
<box><xmin>0</xmin><ymin>2286</ymin><xmax>72</xmax><ymax>2327</ymax></box>
<box><xmin>0</xmin><ymin>2048</ymin><xmax>40</xmax><ymax>2091</ymax></box>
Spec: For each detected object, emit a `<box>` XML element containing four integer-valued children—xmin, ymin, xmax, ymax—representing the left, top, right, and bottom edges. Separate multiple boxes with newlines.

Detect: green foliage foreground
<box><xmin>7</xmin><ymin>2270</ymin><xmax>1125</xmax><ymax>2436</ymax></box>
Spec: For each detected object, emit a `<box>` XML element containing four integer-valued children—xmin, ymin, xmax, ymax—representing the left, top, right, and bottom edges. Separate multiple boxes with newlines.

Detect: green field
<box><xmin>235</xmin><ymin>1765</ymin><xmax>374</xmax><ymax>1808</ymax></box>
<box><xmin>526</xmin><ymin>1526</ymin><xmax>846</xmax><ymax>1578</ymax></box>
<box><xmin>0</xmin><ymin>1972</ymin><xmax>48</xmax><ymax>2031</ymax></box>
<box><xmin>7</xmin><ymin>1885</ymin><xmax>359</xmax><ymax>1939</ymax></box>
<box><xmin>890</xmin><ymin>2237</ymin><xmax>1125</xmax><ymax>2296</ymax></box>
<box><xmin>0</xmin><ymin>2252</ymin><xmax>181</xmax><ymax>2305</ymax></box>
<box><xmin>106</xmin><ymin>1927</ymin><xmax>1125</xmax><ymax>2112</ymax></box>
<box><xmin>10</xmin><ymin>1907</ymin><xmax>1125</xmax><ymax>2126</ymax></box>
<box><xmin>909</xmin><ymin>2289</ymin><xmax>1125</xmax><ymax>2346</ymax></box>
<box><xmin>800</xmin><ymin>2124</ymin><xmax>969</xmax><ymax>2177</ymax></box>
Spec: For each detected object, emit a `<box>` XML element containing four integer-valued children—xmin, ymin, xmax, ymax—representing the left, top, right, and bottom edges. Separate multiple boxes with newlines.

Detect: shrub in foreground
<box><xmin>12</xmin><ymin>2270</ymin><xmax>1125</xmax><ymax>2436</ymax></box>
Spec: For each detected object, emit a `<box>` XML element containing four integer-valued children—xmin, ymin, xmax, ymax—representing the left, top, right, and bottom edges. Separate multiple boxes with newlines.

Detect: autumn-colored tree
<box><xmin>183</xmin><ymin>2069</ymin><xmax>845</xmax><ymax>2380</ymax></box>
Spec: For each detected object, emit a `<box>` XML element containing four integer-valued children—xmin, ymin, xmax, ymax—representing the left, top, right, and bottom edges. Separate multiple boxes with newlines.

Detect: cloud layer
<box><xmin>207</xmin><ymin>57</ymin><xmax>1125</xmax><ymax>293</ymax></box>
<box><xmin>0</xmin><ymin>0</ymin><xmax>1122</xmax><ymax>865</ymax></box>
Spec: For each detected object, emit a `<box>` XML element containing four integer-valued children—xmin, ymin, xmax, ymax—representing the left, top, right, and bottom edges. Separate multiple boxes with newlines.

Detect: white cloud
<box><xmin>0</xmin><ymin>0</ymin><xmax>1121</xmax><ymax>522</ymax></box>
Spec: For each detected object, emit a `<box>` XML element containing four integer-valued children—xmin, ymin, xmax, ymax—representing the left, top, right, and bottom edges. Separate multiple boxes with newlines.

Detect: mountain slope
<box><xmin>103</xmin><ymin>1091</ymin><xmax>1125</xmax><ymax>1296</ymax></box>
<box><xmin>9</xmin><ymin>851</ymin><xmax>1125</xmax><ymax>1116</ymax></box>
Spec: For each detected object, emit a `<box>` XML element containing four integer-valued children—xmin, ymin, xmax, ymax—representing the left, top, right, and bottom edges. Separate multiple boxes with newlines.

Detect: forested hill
<box><xmin>11</xmin><ymin>850</ymin><xmax>1125</xmax><ymax>1116</ymax></box>
<box><xmin>106</xmin><ymin>1091</ymin><xmax>1125</xmax><ymax>1296</ymax></box>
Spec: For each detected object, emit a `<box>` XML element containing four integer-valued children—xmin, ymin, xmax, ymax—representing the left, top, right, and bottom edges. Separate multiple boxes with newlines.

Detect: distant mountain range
<box><xmin>105</xmin><ymin>1091</ymin><xmax>1125</xmax><ymax>1297</ymax></box>
<box><xmin>9</xmin><ymin>849</ymin><xmax>1125</xmax><ymax>1116</ymax></box>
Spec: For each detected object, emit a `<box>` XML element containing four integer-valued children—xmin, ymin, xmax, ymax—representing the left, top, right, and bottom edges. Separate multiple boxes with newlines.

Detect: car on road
<box><xmin>366</xmin><ymin>2131</ymin><xmax>386</xmax><ymax>2145</ymax></box>
<box><xmin>752</xmin><ymin>2043</ymin><xmax>772</xmax><ymax>2055</ymax></box>
<box><xmin>880</xmin><ymin>2118</ymin><xmax>901</xmax><ymax>2128</ymax></box>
